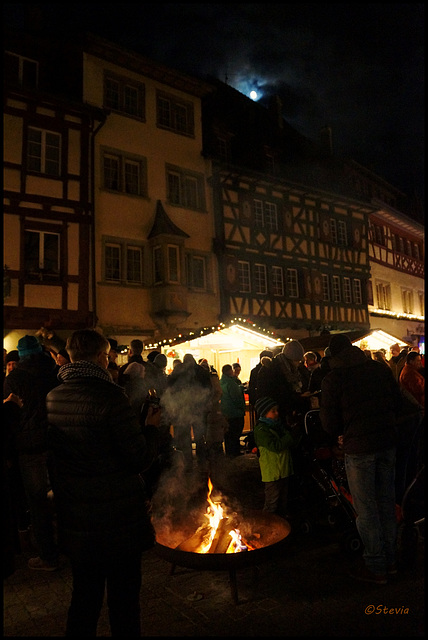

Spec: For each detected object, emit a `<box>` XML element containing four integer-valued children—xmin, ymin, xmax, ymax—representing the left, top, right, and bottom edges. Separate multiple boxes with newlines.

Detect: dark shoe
<box><xmin>387</xmin><ymin>562</ymin><xmax>398</xmax><ymax>575</ymax></box>
<box><xmin>349</xmin><ymin>564</ymin><xmax>387</xmax><ymax>585</ymax></box>
<box><xmin>28</xmin><ymin>556</ymin><xmax>58</xmax><ymax>572</ymax></box>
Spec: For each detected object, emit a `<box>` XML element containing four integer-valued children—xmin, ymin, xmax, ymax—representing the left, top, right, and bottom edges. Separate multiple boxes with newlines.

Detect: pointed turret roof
<box><xmin>147</xmin><ymin>200</ymin><xmax>189</xmax><ymax>239</ymax></box>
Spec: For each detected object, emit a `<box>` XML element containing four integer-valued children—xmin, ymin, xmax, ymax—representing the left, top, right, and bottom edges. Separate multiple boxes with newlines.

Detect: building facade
<box><xmin>3</xmin><ymin>29</ymin><xmax>424</xmax><ymax>355</ymax></box>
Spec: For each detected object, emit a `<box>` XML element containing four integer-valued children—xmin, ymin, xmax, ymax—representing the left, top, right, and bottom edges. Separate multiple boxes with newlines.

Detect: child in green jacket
<box><xmin>254</xmin><ymin>396</ymin><xmax>301</xmax><ymax>518</ymax></box>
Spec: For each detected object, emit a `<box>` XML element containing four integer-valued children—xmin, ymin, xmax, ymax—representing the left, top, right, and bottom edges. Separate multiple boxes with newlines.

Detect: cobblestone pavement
<box><xmin>4</xmin><ymin>453</ymin><xmax>425</xmax><ymax>637</ymax></box>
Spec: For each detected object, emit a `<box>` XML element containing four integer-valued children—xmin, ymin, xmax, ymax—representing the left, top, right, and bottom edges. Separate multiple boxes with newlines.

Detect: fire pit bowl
<box><xmin>154</xmin><ymin>509</ymin><xmax>291</xmax><ymax>602</ymax></box>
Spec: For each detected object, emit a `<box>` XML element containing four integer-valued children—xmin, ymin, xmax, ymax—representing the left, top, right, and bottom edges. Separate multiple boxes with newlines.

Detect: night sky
<box><xmin>4</xmin><ymin>2</ymin><xmax>424</xmax><ymax>207</ymax></box>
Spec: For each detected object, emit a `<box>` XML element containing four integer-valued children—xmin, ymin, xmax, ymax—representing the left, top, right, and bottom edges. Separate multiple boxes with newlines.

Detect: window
<box><xmin>419</xmin><ymin>292</ymin><xmax>425</xmax><ymax>316</ymax></box>
<box><xmin>166</xmin><ymin>165</ymin><xmax>205</xmax><ymax>211</ymax></box>
<box><xmin>102</xmin><ymin>150</ymin><xmax>147</xmax><ymax>196</ymax></box>
<box><xmin>402</xmin><ymin>289</ymin><xmax>414</xmax><ymax>314</ymax></box>
<box><xmin>254</xmin><ymin>263</ymin><xmax>267</xmax><ymax>295</ymax></box>
<box><xmin>322</xmin><ymin>274</ymin><xmax>330</xmax><ymax>301</ymax></box>
<box><xmin>286</xmin><ymin>268</ymin><xmax>299</xmax><ymax>298</ymax></box>
<box><xmin>157</xmin><ymin>91</ymin><xmax>194</xmax><ymax>136</ymax></box>
<box><xmin>332</xmin><ymin>275</ymin><xmax>341</xmax><ymax>302</ymax></box>
<box><xmin>272</xmin><ymin>266</ymin><xmax>284</xmax><ymax>296</ymax></box>
<box><xmin>253</xmin><ymin>199</ymin><xmax>278</xmax><ymax>231</ymax></box>
<box><xmin>27</xmin><ymin>127</ymin><xmax>61</xmax><ymax>176</ymax></box>
<box><xmin>329</xmin><ymin>219</ymin><xmax>338</xmax><ymax>244</ymax></box>
<box><xmin>374</xmin><ymin>224</ymin><xmax>385</xmax><ymax>245</ymax></box>
<box><xmin>104</xmin><ymin>238</ymin><xmax>144</xmax><ymax>284</ymax></box>
<box><xmin>343</xmin><ymin>277</ymin><xmax>352</xmax><ymax>303</ymax></box>
<box><xmin>104</xmin><ymin>74</ymin><xmax>145</xmax><ymax>119</ymax></box>
<box><xmin>353</xmin><ymin>279</ymin><xmax>362</xmax><ymax>305</ymax></box>
<box><xmin>153</xmin><ymin>246</ymin><xmax>162</xmax><ymax>284</ymax></box>
<box><xmin>338</xmin><ymin>220</ymin><xmax>348</xmax><ymax>247</ymax></box>
<box><xmin>186</xmin><ymin>254</ymin><xmax>206</xmax><ymax>289</ymax></box>
<box><xmin>167</xmin><ymin>245</ymin><xmax>180</xmax><ymax>283</ymax></box>
<box><xmin>375</xmin><ymin>281</ymin><xmax>391</xmax><ymax>310</ymax></box>
<box><xmin>24</xmin><ymin>230</ymin><xmax>60</xmax><ymax>277</ymax></box>
<box><xmin>238</xmin><ymin>261</ymin><xmax>251</xmax><ymax>293</ymax></box>
<box><xmin>5</xmin><ymin>51</ymin><xmax>38</xmax><ymax>89</ymax></box>
<box><xmin>216</xmin><ymin>135</ymin><xmax>230</xmax><ymax>163</ymax></box>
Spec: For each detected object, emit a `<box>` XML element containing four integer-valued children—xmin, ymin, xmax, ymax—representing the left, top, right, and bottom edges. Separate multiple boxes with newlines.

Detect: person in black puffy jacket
<box><xmin>46</xmin><ymin>329</ymin><xmax>161</xmax><ymax>637</ymax></box>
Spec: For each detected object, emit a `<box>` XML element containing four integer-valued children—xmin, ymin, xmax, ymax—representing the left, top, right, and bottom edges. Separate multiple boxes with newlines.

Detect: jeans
<box><xmin>345</xmin><ymin>447</ymin><xmax>397</xmax><ymax>574</ymax></box>
<box><xmin>66</xmin><ymin>549</ymin><xmax>142</xmax><ymax>636</ymax></box>
<box><xmin>18</xmin><ymin>451</ymin><xmax>58</xmax><ymax>564</ymax></box>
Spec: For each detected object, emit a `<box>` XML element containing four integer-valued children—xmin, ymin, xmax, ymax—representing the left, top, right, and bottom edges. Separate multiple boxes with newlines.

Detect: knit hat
<box><xmin>17</xmin><ymin>335</ymin><xmax>42</xmax><ymax>358</ymax></box>
<box><xmin>154</xmin><ymin>353</ymin><xmax>167</xmax><ymax>369</ymax></box>
<box><xmin>282</xmin><ymin>340</ymin><xmax>304</xmax><ymax>362</ymax></box>
<box><xmin>147</xmin><ymin>349</ymin><xmax>160</xmax><ymax>363</ymax></box>
<box><xmin>5</xmin><ymin>350</ymin><xmax>20</xmax><ymax>364</ymax></box>
<box><xmin>108</xmin><ymin>338</ymin><xmax>118</xmax><ymax>352</ymax></box>
<box><xmin>329</xmin><ymin>334</ymin><xmax>352</xmax><ymax>357</ymax></box>
<box><xmin>255</xmin><ymin>397</ymin><xmax>278</xmax><ymax>418</ymax></box>
<box><xmin>260</xmin><ymin>349</ymin><xmax>274</xmax><ymax>359</ymax></box>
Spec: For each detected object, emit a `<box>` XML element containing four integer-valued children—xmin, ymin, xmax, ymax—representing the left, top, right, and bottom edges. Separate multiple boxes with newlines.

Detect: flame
<box><xmin>197</xmin><ymin>478</ymin><xmax>249</xmax><ymax>554</ymax></box>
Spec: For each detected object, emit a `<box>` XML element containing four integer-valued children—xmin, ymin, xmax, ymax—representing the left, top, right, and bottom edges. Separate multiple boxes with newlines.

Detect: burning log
<box><xmin>207</xmin><ymin>518</ymin><xmax>232</xmax><ymax>554</ymax></box>
<box><xmin>176</xmin><ymin>524</ymin><xmax>212</xmax><ymax>553</ymax></box>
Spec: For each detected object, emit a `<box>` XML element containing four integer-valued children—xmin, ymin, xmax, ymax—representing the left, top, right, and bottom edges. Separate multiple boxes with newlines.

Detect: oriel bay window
<box><xmin>153</xmin><ymin>244</ymin><xmax>181</xmax><ymax>285</ymax></box>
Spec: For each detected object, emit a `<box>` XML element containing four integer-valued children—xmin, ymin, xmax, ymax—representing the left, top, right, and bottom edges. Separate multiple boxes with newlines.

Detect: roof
<box><xmin>299</xmin><ymin>329</ymin><xmax>411</xmax><ymax>352</ymax></box>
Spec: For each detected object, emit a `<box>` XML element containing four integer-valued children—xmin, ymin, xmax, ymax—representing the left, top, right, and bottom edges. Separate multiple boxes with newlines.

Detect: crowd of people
<box><xmin>3</xmin><ymin>329</ymin><xmax>425</xmax><ymax>634</ymax></box>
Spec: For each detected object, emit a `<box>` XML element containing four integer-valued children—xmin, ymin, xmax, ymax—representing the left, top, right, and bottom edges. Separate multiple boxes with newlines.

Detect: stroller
<box><xmin>288</xmin><ymin>409</ymin><xmax>362</xmax><ymax>555</ymax></box>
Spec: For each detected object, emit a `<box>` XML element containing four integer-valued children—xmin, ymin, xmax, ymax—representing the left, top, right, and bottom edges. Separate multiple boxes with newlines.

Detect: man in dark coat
<box><xmin>247</xmin><ymin>349</ymin><xmax>274</xmax><ymax>409</ymax></box>
<box><xmin>46</xmin><ymin>329</ymin><xmax>160</xmax><ymax>637</ymax></box>
<box><xmin>320</xmin><ymin>334</ymin><xmax>401</xmax><ymax>585</ymax></box>
<box><xmin>3</xmin><ymin>335</ymin><xmax>60</xmax><ymax>570</ymax></box>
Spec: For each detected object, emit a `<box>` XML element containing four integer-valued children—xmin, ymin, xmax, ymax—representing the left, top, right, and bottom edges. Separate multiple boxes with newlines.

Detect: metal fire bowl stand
<box><xmin>154</xmin><ymin>509</ymin><xmax>291</xmax><ymax>604</ymax></box>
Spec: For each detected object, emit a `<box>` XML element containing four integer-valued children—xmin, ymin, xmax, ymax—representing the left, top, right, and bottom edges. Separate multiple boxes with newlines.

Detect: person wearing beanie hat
<box><xmin>154</xmin><ymin>353</ymin><xmax>167</xmax><ymax>370</ymax></box>
<box><xmin>282</xmin><ymin>340</ymin><xmax>305</xmax><ymax>363</ymax></box>
<box><xmin>328</xmin><ymin>334</ymin><xmax>352</xmax><ymax>357</ymax></box>
<box><xmin>254</xmin><ymin>397</ymin><xmax>278</xmax><ymax>419</ymax></box>
<box><xmin>254</xmin><ymin>396</ymin><xmax>301</xmax><ymax>517</ymax></box>
<box><xmin>17</xmin><ymin>335</ymin><xmax>43</xmax><ymax>359</ymax></box>
<box><xmin>5</xmin><ymin>350</ymin><xmax>20</xmax><ymax>376</ymax></box>
<box><xmin>320</xmin><ymin>330</ymin><xmax>404</xmax><ymax>585</ymax></box>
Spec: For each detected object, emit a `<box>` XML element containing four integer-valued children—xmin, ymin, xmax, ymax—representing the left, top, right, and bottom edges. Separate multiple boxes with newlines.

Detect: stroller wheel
<box><xmin>340</xmin><ymin>529</ymin><xmax>362</xmax><ymax>555</ymax></box>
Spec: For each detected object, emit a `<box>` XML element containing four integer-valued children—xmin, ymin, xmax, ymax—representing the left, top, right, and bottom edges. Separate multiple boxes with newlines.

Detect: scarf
<box><xmin>58</xmin><ymin>360</ymin><xmax>118</xmax><ymax>385</ymax></box>
<box><xmin>275</xmin><ymin>354</ymin><xmax>302</xmax><ymax>393</ymax></box>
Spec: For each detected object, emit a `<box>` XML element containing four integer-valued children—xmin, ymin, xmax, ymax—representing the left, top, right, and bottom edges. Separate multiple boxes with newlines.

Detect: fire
<box><xmin>194</xmin><ymin>478</ymin><xmax>250</xmax><ymax>554</ymax></box>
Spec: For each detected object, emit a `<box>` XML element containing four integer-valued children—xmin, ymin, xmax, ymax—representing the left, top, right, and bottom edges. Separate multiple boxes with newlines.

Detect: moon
<box><xmin>250</xmin><ymin>90</ymin><xmax>258</xmax><ymax>100</ymax></box>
